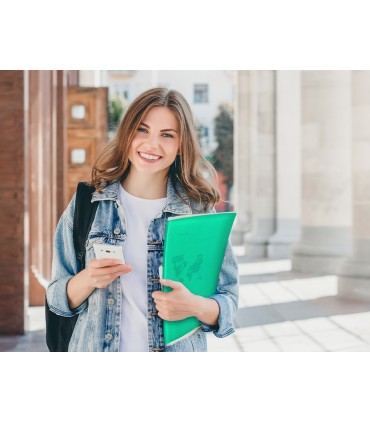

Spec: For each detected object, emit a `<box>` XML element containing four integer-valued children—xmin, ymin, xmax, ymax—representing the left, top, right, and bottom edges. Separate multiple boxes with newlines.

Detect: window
<box><xmin>194</xmin><ymin>84</ymin><xmax>208</xmax><ymax>103</ymax></box>
<box><xmin>71</xmin><ymin>104</ymin><xmax>86</xmax><ymax>120</ymax></box>
<box><xmin>196</xmin><ymin>124</ymin><xmax>210</xmax><ymax>149</ymax></box>
<box><xmin>201</xmin><ymin>126</ymin><xmax>209</xmax><ymax>145</ymax></box>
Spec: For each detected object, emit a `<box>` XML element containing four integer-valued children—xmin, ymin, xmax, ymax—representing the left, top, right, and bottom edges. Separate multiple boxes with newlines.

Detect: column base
<box><xmin>244</xmin><ymin>234</ymin><xmax>267</xmax><ymax>258</ymax></box>
<box><xmin>338</xmin><ymin>276</ymin><xmax>370</xmax><ymax>301</ymax></box>
<box><xmin>267</xmin><ymin>219</ymin><xmax>301</xmax><ymax>259</ymax></box>
<box><xmin>337</xmin><ymin>259</ymin><xmax>370</xmax><ymax>301</ymax></box>
<box><xmin>267</xmin><ymin>242</ymin><xmax>292</xmax><ymax>259</ymax></box>
<box><xmin>244</xmin><ymin>242</ymin><xmax>266</xmax><ymax>258</ymax></box>
<box><xmin>243</xmin><ymin>218</ymin><xmax>274</xmax><ymax>258</ymax></box>
<box><xmin>290</xmin><ymin>226</ymin><xmax>351</xmax><ymax>274</ymax></box>
<box><xmin>231</xmin><ymin>229</ymin><xmax>246</xmax><ymax>246</ymax></box>
<box><xmin>291</xmin><ymin>252</ymin><xmax>345</xmax><ymax>274</ymax></box>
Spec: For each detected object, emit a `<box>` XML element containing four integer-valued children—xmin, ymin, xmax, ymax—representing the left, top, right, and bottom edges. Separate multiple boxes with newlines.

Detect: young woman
<box><xmin>47</xmin><ymin>87</ymin><xmax>239</xmax><ymax>352</ymax></box>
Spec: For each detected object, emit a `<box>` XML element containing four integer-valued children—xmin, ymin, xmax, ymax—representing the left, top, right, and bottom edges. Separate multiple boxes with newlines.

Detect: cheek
<box><xmin>129</xmin><ymin>139</ymin><xmax>140</xmax><ymax>157</ymax></box>
<box><xmin>168</xmin><ymin>140</ymin><xmax>180</xmax><ymax>155</ymax></box>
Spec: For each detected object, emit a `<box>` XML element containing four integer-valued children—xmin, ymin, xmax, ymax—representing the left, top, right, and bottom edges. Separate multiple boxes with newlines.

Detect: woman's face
<box><xmin>128</xmin><ymin>106</ymin><xmax>180</xmax><ymax>178</ymax></box>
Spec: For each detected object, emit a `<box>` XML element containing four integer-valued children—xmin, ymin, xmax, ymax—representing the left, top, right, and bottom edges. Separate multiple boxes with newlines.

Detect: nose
<box><xmin>148</xmin><ymin>133</ymin><xmax>160</xmax><ymax>148</ymax></box>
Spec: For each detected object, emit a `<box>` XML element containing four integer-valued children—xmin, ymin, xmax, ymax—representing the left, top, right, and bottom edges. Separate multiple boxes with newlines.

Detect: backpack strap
<box><xmin>73</xmin><ymin>182</ymin><xmax>99</xmax><ymax>271</ymax></box>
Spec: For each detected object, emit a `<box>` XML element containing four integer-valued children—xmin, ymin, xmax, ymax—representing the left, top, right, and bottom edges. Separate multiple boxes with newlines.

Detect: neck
<box><xmin>122</xmin><ymin>169</ymin><xmax>168</xmax><ymax>199</ymax></box>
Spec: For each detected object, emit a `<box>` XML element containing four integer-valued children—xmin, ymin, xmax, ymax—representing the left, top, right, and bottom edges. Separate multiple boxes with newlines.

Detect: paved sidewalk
<box><xmin>1</xmin><ymin>246</ymin><xmax>370</xmax><ymax>352</ymax></box>
<box><xmin>208</xmin><ymin>247</ymin><xmax>370</xmax><ymax>352</ymax></box>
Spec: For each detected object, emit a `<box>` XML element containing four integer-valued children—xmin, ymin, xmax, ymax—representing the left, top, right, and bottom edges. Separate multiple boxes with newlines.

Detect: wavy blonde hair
<box><xmin>90</xmin><ymin>87</ymin><xmax>220</xmax><ymax>211</ymax></box>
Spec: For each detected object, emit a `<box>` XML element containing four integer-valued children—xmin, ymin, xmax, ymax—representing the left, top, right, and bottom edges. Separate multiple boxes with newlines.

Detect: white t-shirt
<box><xmin>117</xmin><ymin>184</ymin><xmax>167</xmax><ymax>352</ymax></box>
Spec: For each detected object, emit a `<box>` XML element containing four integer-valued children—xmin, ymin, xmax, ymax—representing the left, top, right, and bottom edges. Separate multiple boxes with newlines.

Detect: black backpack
<box><xmin>45</xmin><ymin>182</ymin><xmax>98</xmax><ymax>352</ymax></box>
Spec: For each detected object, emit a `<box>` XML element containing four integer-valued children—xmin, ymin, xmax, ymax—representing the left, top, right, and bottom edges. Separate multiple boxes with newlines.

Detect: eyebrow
<box><xmin>140</xmin><ymin>122</ymin><xmax>178</xmax><ymax>134</ymax></box>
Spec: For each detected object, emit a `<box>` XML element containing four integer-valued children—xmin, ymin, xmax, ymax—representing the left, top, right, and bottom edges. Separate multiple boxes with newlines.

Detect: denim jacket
<box><xmin>47</xmin><ymin>178</ymin><xmax>239</xmax><ymax>352</ymax></box>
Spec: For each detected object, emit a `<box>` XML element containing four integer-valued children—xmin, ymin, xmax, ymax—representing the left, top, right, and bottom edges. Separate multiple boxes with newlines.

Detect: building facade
<box><xmin>233</xmin><ymin>70</ymin><xmax>370</xmax><ymax>301</ymax></box>
<box><xmin>0</xmin><ymin>70</ymin><xmax>74</xmax><ymax>334</ymax></box>
<box><xmin>91</xmin><ymin>70</ymin><xmax>235</xmax><ymax>156</ymax></box>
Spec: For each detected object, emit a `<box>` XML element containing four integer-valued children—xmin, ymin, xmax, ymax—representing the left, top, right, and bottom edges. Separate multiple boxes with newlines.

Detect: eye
<box><xmin>162</xmin><ymin>133</ymin><xmax>174</xmax><ymax>138</ymax></box>
<box><xmin>137</xmin><ymin>127</ymin><xmax>147</xmax><ymax>133</ymax></box>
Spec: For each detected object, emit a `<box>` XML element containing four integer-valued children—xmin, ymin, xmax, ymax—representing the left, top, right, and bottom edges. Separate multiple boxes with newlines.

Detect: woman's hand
<box><xmin>152</xmin><ymin>279</ymin><xmax>199</xmax><ymax>321</ymax></box>
<box><xmin>152</xmin><ymin>279</ymin><xmax>221</xmax><ymax>325</ymax></box>
<box><xmin>86</xmin><ymin>258</ymin><xmax>132</xmax><ymax>289</ymax></box>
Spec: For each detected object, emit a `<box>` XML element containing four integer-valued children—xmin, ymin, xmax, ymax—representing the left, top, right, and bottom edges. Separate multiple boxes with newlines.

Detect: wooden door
<box><xmin>66</xmin><ymin>87</ymin><xmax>108</xmax><ymax>205</ymax></box>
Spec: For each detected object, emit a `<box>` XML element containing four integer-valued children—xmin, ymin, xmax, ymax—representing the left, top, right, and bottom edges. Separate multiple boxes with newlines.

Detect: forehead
<box><xmin>142</xmin><ymin>106</ymin><xmax>179</xmax><ymax>129</ymax></box>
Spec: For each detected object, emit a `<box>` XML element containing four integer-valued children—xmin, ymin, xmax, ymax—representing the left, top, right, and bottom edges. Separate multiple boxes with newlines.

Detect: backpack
<box><xmin>45</xmin><ymin>182</ymin><xmax>98</xmax><ymax>352</ymax></box>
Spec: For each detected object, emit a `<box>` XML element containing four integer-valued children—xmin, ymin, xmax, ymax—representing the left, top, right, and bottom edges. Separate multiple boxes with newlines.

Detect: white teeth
<box><xmin>139</xmin><ymin>152</ymin><xmax>161</xmax><ymax>160</ymax></box>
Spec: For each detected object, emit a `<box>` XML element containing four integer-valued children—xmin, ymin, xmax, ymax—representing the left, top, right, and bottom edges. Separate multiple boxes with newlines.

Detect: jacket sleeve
<box><xmin>199</xmin><ymin>207</ymin><xmax>239</xmax><ymax>338</ymax></box>
<box><xmin>46</xmin><ymin>194</ymin><xmax>88</xmax><ymax>317</ymax></box>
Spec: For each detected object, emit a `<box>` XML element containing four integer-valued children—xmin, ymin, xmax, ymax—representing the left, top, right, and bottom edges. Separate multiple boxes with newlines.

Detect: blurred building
<box><xmin>233</xmin><ymin>71</ymin><xmax>370</xmax><ymax>301</ymax></box>
<box><xmin>90</xmin><ymin>70</ymin><xmax>235</xmax><ymax>157</ymax></box>
<box><xmin>0</xmin><ymin>70</ymin><xmax>108</xmax><ymax>335</ymax></box>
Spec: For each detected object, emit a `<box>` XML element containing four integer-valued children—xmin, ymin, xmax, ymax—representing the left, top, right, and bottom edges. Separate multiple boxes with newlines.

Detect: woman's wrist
<box><xmin>67</xmin><ymin>269</ymin><xmax>95</xmax><ymax>309</ymax></box>
<box><xmin>192</xmin><ymin>295</ymin><xmax>220</xmax><ymax>327</ymax></box>
<box><xmin>82</xmin><ymin>268</ymin><xmax>95</xmax><ymax>290</ymax></box>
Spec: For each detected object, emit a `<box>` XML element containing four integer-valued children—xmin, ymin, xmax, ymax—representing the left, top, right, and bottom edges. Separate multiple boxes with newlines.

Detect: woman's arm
<box><xmin>47</xmin><ymin>195</ymin><xmax>86</xmax><ymax>317</ymax></box>
<box><xmin>193</xmin><ymin>297</ymin><xmax>220</xmax><ymax>326</ymax></box>
<box><xmin>47</xmin><ymin>194</ymin><xmax>131</xmax><ymax>315</ymax></box>
<box><xmin>199</xmin><ymin>239</ymin><xmax>239</xmax><ymax>337</ymax></box>
<box><xmin>67</xmin><ymin>259</ymin><xmax>132</xmax><ymax>309</ymax></box>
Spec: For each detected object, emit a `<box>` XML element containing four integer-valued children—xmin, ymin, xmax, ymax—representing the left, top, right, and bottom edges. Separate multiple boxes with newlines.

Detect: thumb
<box><xmin>160</xmin><ymin>278</ymin><xmax>181</xmax><ymax>289</ymax></box>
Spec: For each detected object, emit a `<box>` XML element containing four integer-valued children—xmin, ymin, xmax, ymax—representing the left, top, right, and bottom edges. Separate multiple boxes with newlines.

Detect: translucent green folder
<box><xmin>161</xmin><ymin>211</ymin><xmax>237</xmax><ymax>346</ymax></box>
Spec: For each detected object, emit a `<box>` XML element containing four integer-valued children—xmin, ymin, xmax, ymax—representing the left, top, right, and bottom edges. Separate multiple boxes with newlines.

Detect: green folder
<box><xmin>160</xmin><ymin>211</ymin><xmax>237</xmax><ymax>346</ymax></box>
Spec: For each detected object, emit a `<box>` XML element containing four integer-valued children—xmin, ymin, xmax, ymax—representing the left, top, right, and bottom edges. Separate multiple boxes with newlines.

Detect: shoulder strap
<box><xmin>73</xmin><ymin>182</ymin><xmax>98</xmax><ymax>271</ymax></box>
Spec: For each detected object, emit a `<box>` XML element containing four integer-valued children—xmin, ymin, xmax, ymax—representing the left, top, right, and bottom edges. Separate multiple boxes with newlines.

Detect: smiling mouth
<box><xmin>138</xmin><ymin>151</ymin><xmax>162</xmax><ymax>161</ymax></box>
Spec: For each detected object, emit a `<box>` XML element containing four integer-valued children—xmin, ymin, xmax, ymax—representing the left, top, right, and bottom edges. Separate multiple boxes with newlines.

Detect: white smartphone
<box><xmin>93</xmin><ymin>244</ymin><xmax>125</xmax><ymax>264</ymax></box>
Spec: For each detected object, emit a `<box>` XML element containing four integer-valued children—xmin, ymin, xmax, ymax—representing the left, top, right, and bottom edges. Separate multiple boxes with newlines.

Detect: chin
<box><xmin>135</xmin><ymin>164</ymin><xmax>170</xmax><ymax>175</ymax></box>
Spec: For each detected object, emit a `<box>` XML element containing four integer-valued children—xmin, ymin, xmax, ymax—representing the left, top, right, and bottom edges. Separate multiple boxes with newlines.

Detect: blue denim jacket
<box><xmin>47</xmin><ymin>178</ymin><xmax>239</xmax><ymax>352</ymax></box>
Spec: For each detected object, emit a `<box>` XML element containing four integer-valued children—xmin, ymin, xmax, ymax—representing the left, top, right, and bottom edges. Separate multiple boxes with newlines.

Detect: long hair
<box><xmin>90</xmin><ymin>87</ymin><xmax>221</xmax><ymax>211</ymax></box>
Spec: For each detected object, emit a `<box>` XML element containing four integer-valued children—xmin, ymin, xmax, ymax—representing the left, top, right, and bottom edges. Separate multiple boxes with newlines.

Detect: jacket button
<box><xmin>107</xmin><ymin>298</ymin><xmax>115</xmax><ymax>306</ymax></box>
<box><xmin>114</xmin><ymin>228</ymin><xmax>120</xmax><ymax>235</ymax></box>
<box><xmin>105</xmin><ymin>333</ymin><xmax>113</xmax><ymax>341</ymax></box>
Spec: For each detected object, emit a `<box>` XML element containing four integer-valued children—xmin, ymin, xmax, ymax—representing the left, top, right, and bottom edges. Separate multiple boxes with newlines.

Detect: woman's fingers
<box><xmin>91</xmin><ymin>266</ymin><xmax>132</xmax><ymax>288</ymax></box>
<box><xmin>89</xmin><ymin>258</ymin><xmax>122</xmax><ymax>269</ymax></box>
<box><xmin>86</xmin><ymin>259</ymin><xmax>132</xmax><ymax>288</ymax></box>
<box><xmin>88</xmin><ymin>259</ymin><xmax>131</xmax><ymax>276</ymax></box>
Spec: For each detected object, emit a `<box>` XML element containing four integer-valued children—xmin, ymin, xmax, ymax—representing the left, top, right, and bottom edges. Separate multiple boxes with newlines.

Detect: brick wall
<box><xmin>0</xmin><ymin>70</ymin><xmax>67</xmax><ymax>334</ymax></box>
<box><xmin>0</xmin><ymin>71</ymin><xmax>25</xmax><ymax>334</ymax></box>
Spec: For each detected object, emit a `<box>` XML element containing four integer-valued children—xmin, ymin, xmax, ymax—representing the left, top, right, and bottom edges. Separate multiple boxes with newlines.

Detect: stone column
<box><xmin>291</xmin><ymin>71</ymin><xmax>352</xmax><ymax>273</ymax></box>
<box><xmin>231</xmin><ymin>70</ymin><xmax>252</xmax><ymax>245</ymax></box>
<box><xmin>244</xmin><ymin>71</ymin><xmax>276</xmax><ymax>258</ymax></box>
<box><xmin>338</xmin><ymin>71</ymin><xmax>370</xmax><ymax>300</ymax></box>
<box><xmin>268</xmin><ymin>71</ymin><xmax>302</xmax><ymax>259</ymax></box>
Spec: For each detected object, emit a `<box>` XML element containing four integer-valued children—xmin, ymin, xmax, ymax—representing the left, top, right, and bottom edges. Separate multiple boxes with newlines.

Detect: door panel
<box><xmin>66</xmin><ymin>86</ymin><xmax>108</xmax><ymax>206</ymax></box>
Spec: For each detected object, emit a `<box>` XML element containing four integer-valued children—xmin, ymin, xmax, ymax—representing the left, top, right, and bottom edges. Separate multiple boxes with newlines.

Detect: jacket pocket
<box><xmin>85</xmin><ymin>232</ymin><xmax>126</xmax><ymax>252</ymax></box>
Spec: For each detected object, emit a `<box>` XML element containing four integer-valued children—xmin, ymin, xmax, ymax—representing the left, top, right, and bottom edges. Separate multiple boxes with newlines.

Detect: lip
<box><xmin>137</xmin><ymin>151</ymin><xmax>162</xmax><ymax>163</ymax></box>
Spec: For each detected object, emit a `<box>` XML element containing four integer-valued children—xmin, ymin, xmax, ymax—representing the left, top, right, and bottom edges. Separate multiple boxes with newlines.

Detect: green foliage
<box><xmin>108</xmin><ymin>97</ymin><xmax>124</xmax><ymax>132</ymax></box>
<box><xmin>213</xmin><ymin>103</ymin><xmax>234</xmax><ymax>187</ymax></box>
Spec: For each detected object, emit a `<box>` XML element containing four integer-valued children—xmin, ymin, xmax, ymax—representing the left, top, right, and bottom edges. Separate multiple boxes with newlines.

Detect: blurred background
<box><xmin>1</xmin><ymin>69</ymin><xmax>370</xmax><ymax>352</ymax></box>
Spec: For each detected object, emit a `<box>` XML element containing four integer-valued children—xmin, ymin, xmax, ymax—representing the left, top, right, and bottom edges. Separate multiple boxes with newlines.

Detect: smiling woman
<box><xmin>46</xmin><ymin>87</ymin><xmax>239</xmax><ymax>352</ymax></box>
<box><xmin>92</xmin><ymin>87</ymin><xmax>221</xmax><ymax>208</ymax></box>
<box><xmin>124</xmin><ymin>106</ymin><xmax>181</xmax><ymax>197</ymax></box>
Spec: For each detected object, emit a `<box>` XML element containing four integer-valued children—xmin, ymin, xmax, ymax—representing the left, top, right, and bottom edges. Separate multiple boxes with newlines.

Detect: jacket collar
<box><xmin>91</xmin><ymin>177</ymin><xmax>193</xmax><ymax>215</ymax></box>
